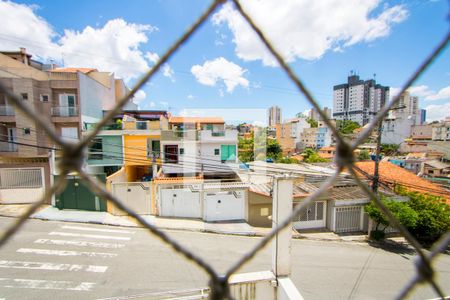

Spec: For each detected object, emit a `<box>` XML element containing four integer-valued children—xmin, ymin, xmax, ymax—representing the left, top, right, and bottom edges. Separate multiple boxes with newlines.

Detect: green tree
<box><xmin>357</xmin><ymin>149</ymin><xmax>370</xmax><ymax>161</ymax></box>
<box><xmin>381</xmin><ymin>144</ymin><xmax>399</xmax><ymax>155</ymax></box>
<box><xmin>365</xmin><ymin>198</ymin><xmax>418</xmax><ymax>240</ymax></box>
<box><xmin>306</xmin><ymin>118</ymin><xmax>318</xmax><ymax>128</ymax></box>
<box><xmin>395</xmin><ymin>186</ymin><xmax>450</xmax><ymax>245</ymax></box>
<box><xmin>267</xmin><ymin>139</ymin><xmax>282</xmax><ymax>160</ymax></box>
<box><xmin>238</xmin><ymin>136</ymin><xmax>254</xmax><ymax>162</ymax></box>
<box><xmin>336</xmin><ymin>120</ymin><xmax>361</xmax><ymax>134</ymax></box>
<box><xmin>302</xmin><ymin>148</ymin><xmax>328</xmax><ymax>163</ymax></box>
<box><xmin>276</xmin><ymin>157</ymin><xmax>299</xmax><ymax>164</ymax></box>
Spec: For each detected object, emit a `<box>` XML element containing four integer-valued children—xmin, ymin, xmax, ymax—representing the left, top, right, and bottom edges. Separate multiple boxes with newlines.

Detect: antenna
<box><xmin>373</xmin><ymin>73</ymin><xmax>377</xmax><ymax>81</ymax></box>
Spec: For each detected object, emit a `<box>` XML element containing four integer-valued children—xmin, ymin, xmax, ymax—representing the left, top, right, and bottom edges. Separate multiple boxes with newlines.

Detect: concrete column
<box><xmin>272</xmin><ymin>175</ymin><xmax>294</xmax><ymax>277</ymax></box>
<box><xmin>152</xmin><ymin>155</ymin><xmax>157</xmax><ymax>179</ymax></box>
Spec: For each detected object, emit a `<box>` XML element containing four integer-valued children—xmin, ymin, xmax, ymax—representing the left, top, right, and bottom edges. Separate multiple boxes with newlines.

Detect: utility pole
<box><xmin>372</xmin><ymin>105</ymin><xmax>406</xmax><ymax>192</ymax></box>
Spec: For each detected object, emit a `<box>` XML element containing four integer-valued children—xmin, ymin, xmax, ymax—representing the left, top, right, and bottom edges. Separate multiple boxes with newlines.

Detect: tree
<box><xmin>306</xmin><ymin>118</ymin><xmax>318</xmax><ymax>128</ymax></box>
<box><xmin>267</xmin><ymin>139</ymin><xmax>282</xmax><ymax>160</ymax></box>
<box><xmin>381</xmin><ymin>144</ymin><xmax>399</xmax><ymax>155</ymax></box>
<box><xmin>395</xmin><ymin>186</ymin><xmax>450</xmax><ymax>245</ymax></box>
<box><xmin>302</xmin><ymin>148</ymin><xmax>328</xmax><ymax>163</ymax></box>
<box><xmin>365</xmin><ymin>198</ymin><xmax>418</xmax><ymax>240</ymax></box>
<box><xmin>336</xmin><ymin>120</ymin><xmax>361</xmax><ymax>134</ymax></box>
<box><xmin>276</xmin><ymin>157</ymin><xmax>299</xmax><ymax>164</ymax></box>
<box><xmin>357</xmin><ymin>149</ymin><xmax>370</xmax><ymax>161</ymax></box>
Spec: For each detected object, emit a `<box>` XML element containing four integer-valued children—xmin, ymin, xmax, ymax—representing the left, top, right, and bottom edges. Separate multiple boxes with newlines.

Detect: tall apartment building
<box><xmin>420</xmin><ymin>109</ymin><xmax>427</xmax><ymax>125</ymax></box>
<box><xmin>333</xmin><ymin>75</ymin><xmax>389</xmax><ymax>126</ymax></box>
<box><xmin>309</xmin><ymin>107</ymin><xmax>331</xmax><ymax>122</ymax></box>
<box><xmin>0</xmin><ymin>48</ymin><xmax>133</xmax><ymax>204</ymax></box>
<box><xmin>268</xmin><ymin>105</ymin><xmax>281</xmax><ymax>127</ymax></box>
<box><xmin>382</xmin><ymin>91</ymin><xmax>421</xmax><ymax>144</ymax></box>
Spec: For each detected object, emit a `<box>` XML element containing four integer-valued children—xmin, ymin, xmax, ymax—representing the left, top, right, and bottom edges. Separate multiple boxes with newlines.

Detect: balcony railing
<box><xmin>161</xmin><ymin>130</ymin><xmax>198</xmax><ymax>141</ymax></box>
<box><xmin>85</xmin><ymin>123</ymin><xmax>122</xmax><ymax>131</ymax></box>
<box><xmin>51</xmin><ymin>106</ymin><xmax>79</xmax><ymax>117</ymax></box>
<box><xmin>0</xmin><ymin>141</ymin><xmax>18</xmax><ymax>152</ymax></box>
<box><xmin>0</xmin><ymin>105</ymin><xmax>14</xmax><ymax>116</ymax></box>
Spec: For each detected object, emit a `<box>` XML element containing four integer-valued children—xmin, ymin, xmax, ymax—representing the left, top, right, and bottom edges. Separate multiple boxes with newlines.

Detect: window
<box><xmin>23</xmin><ymin>128</ymin><xmax>31</xmax><ymax>135</ymax></box>
<box><xmin>88</xmin><ymin>137</ymin><xmax>103</xmax><ymax>160</ymax></box>
<box><xmin>221</xmin><ymin>145</ymin><xmax>236</xmax><ymax>162</ymax></box>
<box><xmin>214</xmin><ymin>149</ymin><xmax>220</xmax><ymax>155</ymax></box>
<box><xmin>179</xmin><ymin>148</ymin><xmax>185</xmax><ymax>155</ymax></box>
<box><xmin>21</xmin><ymin>93</ymin><xmax>28</xmax><ymax>101</ymax></box>
<box><xmin>40</xmin><ymin>94</ymin><xmax>49</xmax><ymax>102</ymax></box>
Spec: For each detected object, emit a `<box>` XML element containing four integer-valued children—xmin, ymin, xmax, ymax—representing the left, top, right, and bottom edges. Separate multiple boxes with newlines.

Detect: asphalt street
<box><xmin>0</xmin><ymin>217</ymin><xmax>448</xmax><ymax>299</ymax></box>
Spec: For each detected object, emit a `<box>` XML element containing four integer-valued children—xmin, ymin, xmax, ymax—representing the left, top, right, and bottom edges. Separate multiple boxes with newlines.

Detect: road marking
<box><xmin>17</xmin><ymin>248</ymin><xmax>117</xmax><ymax>258</ymax></box>
<box><xmin>61</xmin><ymin>225</ymin><xmax>135</xmax><ymax>235</ymax></box>
<box><xmin>49</xmin><ymin>231</ymin><xmax>130</xmax><ymax>241</ymax></box>
<box><xmin>0</xmin><ymin>278</ymin><xmax>95</xmax><ymax>291</ymax></box>
<box><xmin>0</xmin><ymin>260</ymin><xmax>108</xmax><ymax>273</ymax></box>
<box><xmin>34</xmin><ymin>239</ymin><xmax>125</xmax><ymax>249</ymax></box>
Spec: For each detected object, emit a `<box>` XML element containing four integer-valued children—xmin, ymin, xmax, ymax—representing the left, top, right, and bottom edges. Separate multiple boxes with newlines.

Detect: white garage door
<box><xmin>204</xmin><ymin>191</ymin><xmax>245</xmax><ymax>222</ymax></box>
<box><xmin>335</xmin><ymin>206</ymin><xmax>362</xmax><ymax>233</ymax></box>
<box><xmin>160</xmin><ymin>188</ymin><xmax>201</xmax><ymax>218</ymax></box>
<box><xmin>293</xmin><ymin>201</ymin><xmax>326</xmax><ymax>230</ymax></box>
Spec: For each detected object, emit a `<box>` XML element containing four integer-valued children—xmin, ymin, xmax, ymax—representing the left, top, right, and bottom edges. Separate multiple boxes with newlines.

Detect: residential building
<box><xmin>333</xmin><ymin>74</ymin><xmax>389</xmax><ymax>126</ymax></box>
<box><xmin>381</xmin><ymin>91</ymin><xmax>421</xmax><ymax>144</ymax></box>
<box><xmin>160</xmin><ymin>116</ymin><xmax>239</xmax><ymax>178</ymax></box>
<box><xmin>421</xmin><ymin>160</ymin><xmax>450</xmax><ymax>178</ymax></box>
<box><xmin>431</xmin><ymin>120</ymin><xmax>450</xmax><ymax>141</ymax></box>
<box><xmin>355</xmin><ymin>161</ymin><xmax>449</xmax><ymax>203</ymax></box>
<box><xmin>0</xmin><ymin>48</ymin><xmax>131</xmax><ymax>204</ymax></box>
<box><xmin>411</xmin><ymin>124</ymin><xmax>432</xmax><ymax>141</ymax></box>
<box><xmin>317</xmin><ymin>146</ymin><xmax>336</xmax><ymax>160</ymax></box>
<box><xmin>300</xmin><ymin>120</ymin><xmax>333</xmax><ymax>149</ymax></box>
<box><xmin>85</xmin><ymin>110</ymin><xmax>169</xmax><ymax>179</ymax></box>
<box><xmin>276</xmin><ymin>117</ymin><xmax>310</xmax><ymax>155</ymax></box>
<box><xmin>268</xmin><ymin>105</ymin><xmax>281</xmax><ymax>127</ymax></box>
<box><xmin>309</xmin><ymin>107</ymin><xmax>331</xmax><ymax>122</ymax></box>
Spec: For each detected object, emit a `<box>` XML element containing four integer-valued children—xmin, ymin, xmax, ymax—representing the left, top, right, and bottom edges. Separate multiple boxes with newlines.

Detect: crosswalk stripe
<box><xmin>49</xmin><ymin>231</ymin><xmax>130</xmax><ymax>241</ymax></box>
<box><xmin>17</xmin><ymin>248</ymin><xmax>117</xmax><ymax>258</ymax></box>
<box><xmin>34</xmin><ymin>239</ymin><xmax>125</xmax><ymax>249</ymax></box>
<box><xmin>0</xmin><ymin>278</ymin><xmax>95</xmax><ymax>291</ymax></box>
<box><xmin>0</xmin><ymin>260</ymin><xmax>108</xmax><ymax>273</ymax></box>
<box><xmin>60</xmin><ymin>225</ymin><xmax>135</xmax><ymax>235</ymax></box>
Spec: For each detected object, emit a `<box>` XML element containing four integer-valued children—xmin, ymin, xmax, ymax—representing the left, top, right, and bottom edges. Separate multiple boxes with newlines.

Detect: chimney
<box><xmin>19</xmin><ymin>47</ymin><xmax>29</xmax><ymax>66</ymax></box>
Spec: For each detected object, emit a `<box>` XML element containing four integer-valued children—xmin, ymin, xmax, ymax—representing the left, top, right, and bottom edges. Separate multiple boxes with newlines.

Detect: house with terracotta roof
<box><xmin>354</xmin><ymin>161</ymin><xmax>449</xmax><ymax>204</ymax></box>
<box><xmin>317</xmin><ymin>146</ymin><xmax>336</xmax><ymax>159</ymax></box>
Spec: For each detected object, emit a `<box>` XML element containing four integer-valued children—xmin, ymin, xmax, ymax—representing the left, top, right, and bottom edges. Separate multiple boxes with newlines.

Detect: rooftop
<box><xmin>169</xmin><ymin>116</ymin><xmax>224</xmax><ymax>124</ymax></box>
<box><xmin>49</xmin><ymin>67</ymin><xmax>97</xmax><ymax>73</ymax></box>
<box><xmin>355</xmin><ymin>161</ymin><xmax>449</xmax><ymax>203</ymax></box>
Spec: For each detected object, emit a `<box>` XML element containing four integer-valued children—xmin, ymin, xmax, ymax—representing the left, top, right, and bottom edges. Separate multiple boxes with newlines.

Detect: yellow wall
<box><xmin>123</xmin><ymin>134</ymin><xmax>159</xmax><ymax>166</ymax></box>
<box><xmin>0</xmin><ymin>53</ymin><xmax>48</xmax><ymax>80</ymax></box>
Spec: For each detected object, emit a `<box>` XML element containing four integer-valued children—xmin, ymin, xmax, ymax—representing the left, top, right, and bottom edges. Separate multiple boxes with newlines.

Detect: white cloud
<box><xmin>162</xmin><ymin>64</ymin><xmax>175</xmax><ymax>81</ymax></box>
<box><xmin>390</xmin><ymin>85</ymin><xmax>450</xmax><ymax>101</ymax></box>
<box><xmin>187</xmin><ymin>94</ymin><xmax>195</xmax><ymax>100</ymax></box>
<box><xmin>0</xmin><ymin>1</ymin><xmax>57</xmax><ymax>58</ymax></box>
<box><xmin>191</xmin><ymin>57</ymin><xmax>249</xmax><ymax>93</ymax></box>
<box><xmin>159</xmin><ymin>101</ymin><xmax>169</xmax><ymax>108</ymax></box>
<box><xmin>426</xmin><ymin>85</ymin><xmax>450</xmax><ymax>101</ymax></box>
<box><xmin>145</xmin><ymin>52</ymin><xmax>159</xmax><ymax>64</ymax></box>
<box><xmin>0</xmin><ymin>1</ymin><xmax>158</xmax><ymax>82</ymax></box>
<box><xmin>133</xmin><ymin>90</ymin><xmax>146</xmax><ymax>104</ymax></box>
<box><xmin>213</xmin><ymin>1</ymin><xmax>408</xmax><ymax>66</ymax></box>
<box><xmin>59</xmin><ymin>19</ymin><xmax>156</xmax><ymax>82</ymax></box>
<box><xmin>425</xmin><ymin>102</ymin><xmax>450</xmax><ymax>122</ymax></box>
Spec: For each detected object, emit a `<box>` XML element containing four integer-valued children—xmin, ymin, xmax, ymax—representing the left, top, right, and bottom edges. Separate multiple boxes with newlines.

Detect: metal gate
<box><xmin>335</xmin><ymin>206</ymin><xmax>362</xmax><ymax>233</ymax></box>
<box><xmin>55</xmin><ymin>174</ymin><xmax>107</xmax><ymax>211</ymax></box>
<box><xmin>111</xmin><ymin>182</ymin><xmax>151</xmax><ymax>215</ymax></box>
<box><xmin>0</xmin><ymin>168</ymin><xmax>45</xmax><ymax>204</ymax></box>
<box><xmin>159</xmin><ymin>187</ymin><xmax>201</xmax><ymax>218</ymax></box>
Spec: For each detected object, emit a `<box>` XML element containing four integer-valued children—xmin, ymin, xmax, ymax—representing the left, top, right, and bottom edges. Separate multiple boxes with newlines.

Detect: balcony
<box><xmin>199</xmin><ymin>129</ymin><xmax>238</xmax><ymax>142</ymax></box>
<box><xmin>51</xmin><ymin>106</ymin><xmax>79</xmax><ymax>117</ymax></box>
<box><xmin>85</xmin><ymin>123</ymin><xmax>122</xmax><ymax>131</ymax></box>
<box><xmin>0</xmin><ymin>105</ymin><xmax>15</xmax><ymax>116</ymax></box>
<box><xmin>122</xmin><ymin>120</ymin><xmax>160</xmax><ymax>130</ymax></box>
<box><xmin>161</xmin><ymin>130</ymin><xmax>198</xmax><ymax>141</ymax></box>
<box><xmin>0</xmin><ymin>140</ymin><xmax>18</xmax><ymax>152</ymax></box>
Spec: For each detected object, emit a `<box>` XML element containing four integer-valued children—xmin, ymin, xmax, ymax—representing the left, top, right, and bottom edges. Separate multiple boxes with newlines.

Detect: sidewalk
<box><xmin>0</xmin><ymin>204</ymin><xmax>369</xmax><ymax>242</ymax></box>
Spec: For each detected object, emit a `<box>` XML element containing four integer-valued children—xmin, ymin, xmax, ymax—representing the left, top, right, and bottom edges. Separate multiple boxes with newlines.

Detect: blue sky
<box><xmin>1</xmin><ymin>0</ymin><xmax>449</xmax><ymax>123</ymax></box>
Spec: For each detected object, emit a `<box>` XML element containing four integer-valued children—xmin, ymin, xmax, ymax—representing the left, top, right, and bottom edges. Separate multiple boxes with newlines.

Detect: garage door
<box><xmin>335</xmin><ymin>206</ymin><xmax>362</xmax><ymax>233</ymax></box>
<box><xmin>160</xmin><ymin>188</ymin><xmax>201</xmax><ymax>218</ymax></box>
<box><xmin>111</xmin><ymin>182</ymin><xmax>151</xmax><ymax>216</ymax></box>
<box><xmin>204</xmin><ymin>191</ymin><xmax>245</xmax><ymax>222</ymax></box>
<box><xmin>293</xmin><ymin>201</ymin><xmax>326</xmax><ymax>230</ymax></box>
